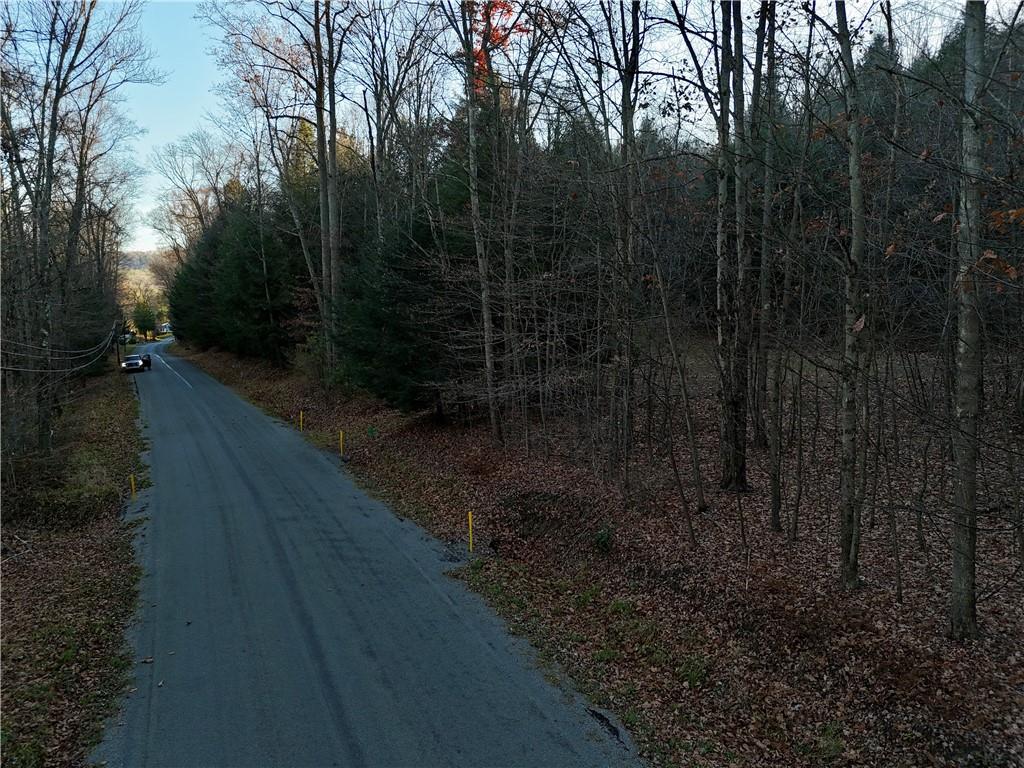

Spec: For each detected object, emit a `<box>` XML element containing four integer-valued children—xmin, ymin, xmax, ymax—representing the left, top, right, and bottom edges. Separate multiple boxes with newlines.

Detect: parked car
<box><xmin>121</xmin><ymin>354</ymin><xmax>145</xmax><ymax>373</ymax></box>
<box><xmin>141</xmin><ymin>353</ymin><xmax>152</xmax><ymax>370</ymax></box>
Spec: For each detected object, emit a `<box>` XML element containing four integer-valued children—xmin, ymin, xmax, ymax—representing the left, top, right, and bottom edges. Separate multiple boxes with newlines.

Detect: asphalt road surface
<box><xmin>92</xmin><ymin>340</ymin><xmax>639</xmax><ymax>768</ymax></box>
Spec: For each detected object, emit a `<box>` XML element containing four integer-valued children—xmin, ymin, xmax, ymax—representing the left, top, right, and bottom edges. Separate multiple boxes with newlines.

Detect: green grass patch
<box><xmin>608</xmin><ymin>598</ymin><xmax>634</xmax><ymax>616</ymax></box>
<box><xmin>575</xmin><ymin>584</ymin><xmax>601</xmax><ymax>609</ymax></box>
<box><xmin>817</xmin><ymin>721</ymin><xmax>845</xmax><ymax>761</ymax></box>
<box><xmin>594</xmin><ymin>523</ymin><xmax>614</xmax><ymax>555</ymax></box>
<box><xmin>673</xmin><ymin>653</ymin><xmax>710</xmax><ymax>688</ymax></box>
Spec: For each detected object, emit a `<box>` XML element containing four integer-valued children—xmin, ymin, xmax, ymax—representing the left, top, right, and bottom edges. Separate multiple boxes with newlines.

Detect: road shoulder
<box><xmin>1</xmin><ymin>363</ymin><xmax>145</xmax><ymax>767</ymax></box>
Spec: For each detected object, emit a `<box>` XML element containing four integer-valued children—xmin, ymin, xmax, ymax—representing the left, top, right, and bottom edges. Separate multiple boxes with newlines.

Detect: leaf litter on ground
<box><xmin>177</xmin><ymin>345</ymin><xmax>1023</xmax><ymax>768</ymax></box>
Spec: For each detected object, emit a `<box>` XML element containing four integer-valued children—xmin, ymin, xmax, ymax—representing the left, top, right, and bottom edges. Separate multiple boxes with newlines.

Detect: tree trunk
<box><xmin>657</xmin><ymin>265</ymin><xmax>707</xmax><ymax>513</ymax></box>
<box><xmin>616</xmin><ymin>0</ymin><xmax>641</xmax><ymax>488</ymax></box>
<box><xmin>720</xmin><ymin>0</ymin><xmax>752</xmax><ymax>490</ymax></box>
<box><xmin>458</xmin><ymin>3</ymin><xmax>501</xmax><ymax>443</ymax></box>
<box><xmin>313</xmin><ymin>0</ymin><xmax>334</xmax><ymax>370</ymax></box>
<box><xmin>950</xmin><ymin>0</ymin><xmax>985</xmax><ymax>641</ymax></box>
<box><xmin>326</xmin><ymin>1</ymin><xmax>343</xmax><ymax>337</ymax></box>
<box><xmin>836</xmin><ymin>1</ymin><xmax>866</xmax><ymax>590</ymax></box>
<box><xmin>715</xmin><ymin>1</ymin><xmax>741</xmax><ymax>488</ymax></box>
<box><xmin>752</xmin><ymin>2</ymin><xmax>776</xmax><ymax>454</ymax></box>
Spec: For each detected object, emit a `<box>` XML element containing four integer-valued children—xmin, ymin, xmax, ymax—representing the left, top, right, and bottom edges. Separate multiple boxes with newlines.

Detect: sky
<box><xmin>117</xmin><ymin>0</ymin><xmax>1017</xmax><ymax>254</ymax></box>
<box><xmin>122</xmin><ymin>1</ymin><xmax>222</xmax><ymax>252</ymax></box>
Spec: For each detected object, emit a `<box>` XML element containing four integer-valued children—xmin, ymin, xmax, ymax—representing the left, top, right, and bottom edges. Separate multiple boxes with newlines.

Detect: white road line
<box><xmin>155</xmin><ymin>354</ymin><xmax>194</xmax><ymax>389</ymax></box>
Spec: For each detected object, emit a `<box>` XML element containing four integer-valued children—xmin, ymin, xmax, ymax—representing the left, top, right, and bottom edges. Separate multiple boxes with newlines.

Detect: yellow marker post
<box><xmin>130</xmin><ymin>474</ymin><xmax>136</xmax><ymax>500</ymax></box>
<box><xmin>339</xmin><ymin>430</ymin><xmax>345</xmax><ymax>458</ymax></box>
<box><xmin>468</xmin><ymin>511</ymin><xmax>474</xmax><ymax>553</ymax></box>
<box><xmin>299</xmin><ymin>410</ymin><xmax>304</xmax><ymax>432</ymax></box>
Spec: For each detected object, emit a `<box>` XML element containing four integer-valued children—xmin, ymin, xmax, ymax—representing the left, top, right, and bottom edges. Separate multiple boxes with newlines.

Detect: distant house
<box><xmin>159</xmin><ymin>322</ymin><xmax>172</xmax><ymax>334</ymax></box>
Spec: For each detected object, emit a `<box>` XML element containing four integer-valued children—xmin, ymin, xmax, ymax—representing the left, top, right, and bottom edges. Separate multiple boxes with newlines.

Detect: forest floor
<box><xmin>1</xmin><ymin>363</ymin><xmax>145</xmax><ymax>768</ymax></box>
<box><xmin>175</xmin><ymin>344</ymin><xmax>1023</xmax><ymax>768</ymax></box>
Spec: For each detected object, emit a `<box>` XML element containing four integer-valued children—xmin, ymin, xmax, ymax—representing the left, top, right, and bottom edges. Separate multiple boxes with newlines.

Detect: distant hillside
<box><xmin>121</xmin><ymin>250</ymin><xmax>155</xmax><ymax>270</ymax></box>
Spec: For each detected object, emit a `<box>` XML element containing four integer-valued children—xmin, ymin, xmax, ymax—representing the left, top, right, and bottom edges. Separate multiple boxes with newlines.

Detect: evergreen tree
<box><xmin>169</xmin><ymin>195</ymin><xmax>304</xmax><ymax>363</ymax></box>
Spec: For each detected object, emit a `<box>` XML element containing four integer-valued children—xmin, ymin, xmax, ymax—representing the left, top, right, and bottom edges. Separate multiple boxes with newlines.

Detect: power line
<box><xmin>1</xmin><ymin>336</ymin><xmax>118</xmax><ymax>361</ymax></box>
<box><xmin>0</xmin><ymin>326</ymin><xmax>117</xmax><ymax>355</ymax></box>
<box><xmin>0</xmin><ymin>324</ymin><xmax>117</xmax><ymax>374</ymax></box>
<box><xmin>0</xmin><ymin>343</ymin><xmax>112</xmax><ymax>375</ymax></box>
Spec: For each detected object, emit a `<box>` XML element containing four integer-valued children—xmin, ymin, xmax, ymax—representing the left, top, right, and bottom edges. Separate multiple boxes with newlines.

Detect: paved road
<box><xmin>92</xmin><ymin>341</ymin><xmax>638</xmax><ymax>768</ymax></box>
